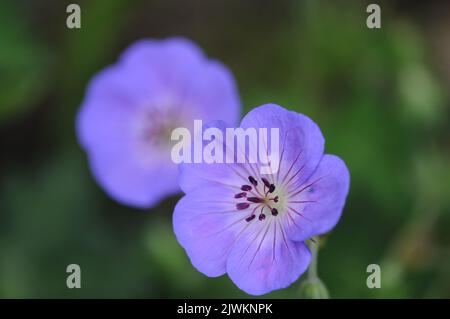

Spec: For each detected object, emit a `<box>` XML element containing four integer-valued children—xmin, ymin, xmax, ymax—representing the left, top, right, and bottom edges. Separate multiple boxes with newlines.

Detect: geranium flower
<box><xmin>76</xmin><ymin>38</ymin><xmax>240</xmax><ymax>208</ymax></box>
<box><xmin>173</xmin><ymin>104</ymin><xmax>349</xmax><ymax>295</ymax></box>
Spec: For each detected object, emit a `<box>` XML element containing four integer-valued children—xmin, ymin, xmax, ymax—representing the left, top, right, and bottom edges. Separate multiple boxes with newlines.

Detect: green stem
<box><xmin>298</xmin><ymin>237</ymin><xmax>330</xmax><ymax>299</ymax></box>
<box><xmin>307</xmin><ymin>238</ymin><xmax>319</xmax><ymax>280</ymax></box>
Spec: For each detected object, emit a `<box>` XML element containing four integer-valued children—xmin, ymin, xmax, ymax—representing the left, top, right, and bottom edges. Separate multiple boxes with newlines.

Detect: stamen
<box><xmin>234</xmin><ymin>192</ymin><xmax>247</xmax><ymax>199</ymax></box>
<box><xmin>245</xmin><ymin>214</ymin><xmax>256</xmax><ymax>222</ymax></box>
<box><xmin>271</xmin><ymin>208</ymin><xmax>279</xmax><ymax>216</ymax></box>
<box><xmin>241</xmin><ymin>185</ymin><xmax>252</xmax><ymax>191</ymax></box>
<box><xmin>268</xmin><ymin>184</ymin><xmax>275</xmax><ymax>193</ymax></box>
<box><xmin>247</xmin><ymin>197</ymin><xmax>264</xmax><ymax>203</ymax></box>
<box><xmin>236</xmin><ymin>203</ymin><xmax>250</xmax><ymax>210</ymax></box>
<box><xmin>258</xmin><ymin>214</ymin><xmax>266</xmax><ymax>221</ymax></box>
<box><xmin>248</xmin><ymin>176</ymin><xmax>258</xmax><ymax>186</ymax></box>
<box><xmin>261</xmin><ymin>177</ymin><xmax>271</xmax><ymax>188</ymax></box>
<box><xmin>273</xmin><ymin>196</ymin><xmax>279</xmax><ymax>203</ymax></box>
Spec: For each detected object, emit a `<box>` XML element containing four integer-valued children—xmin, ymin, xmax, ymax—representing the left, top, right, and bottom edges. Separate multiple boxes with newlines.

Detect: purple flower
<box><xmin>173</xmin><ymin>104</ymin><xmax>350</xmax><ymax>295</ymax></box>
<box><xmin>76</xmin><ymin>38</ymin><xmax>241</xmax><ymax>208</ymax></box>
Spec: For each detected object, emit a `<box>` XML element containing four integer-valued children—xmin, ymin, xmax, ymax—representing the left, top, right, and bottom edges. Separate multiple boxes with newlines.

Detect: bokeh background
<box><xmin>1</xmin><ymin>0</ymin><xmax>450</xmax><ymax>298</ymax></box>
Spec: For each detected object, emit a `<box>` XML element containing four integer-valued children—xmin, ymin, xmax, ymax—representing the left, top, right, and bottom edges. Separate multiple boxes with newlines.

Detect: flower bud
<box><xmin>298</xmin><ymin>278</ymin><xmax>330</xmax><ymax>299</ymax></box>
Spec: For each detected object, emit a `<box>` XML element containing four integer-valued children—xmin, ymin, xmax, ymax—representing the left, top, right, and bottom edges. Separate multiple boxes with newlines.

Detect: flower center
<box><xmin>141</xmin><ymin>110</ymin><xmax>178</xmax><ymax>147</ymax></box>
<box><xmin>134</xmin><ymin>104</ymin><xmax>190</xmax><ymax>154</ymax></box>
<box><xmin>235</xmin><ymin>175</ymin><xmax>282</xmax><ymax>222</ymax></box>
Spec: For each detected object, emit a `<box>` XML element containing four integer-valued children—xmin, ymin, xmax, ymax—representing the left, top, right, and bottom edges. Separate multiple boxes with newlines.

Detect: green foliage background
<box><xmin>1</xmin><ymin>0</ymin><xmax>449</xmax><ymax>298</ymax></box>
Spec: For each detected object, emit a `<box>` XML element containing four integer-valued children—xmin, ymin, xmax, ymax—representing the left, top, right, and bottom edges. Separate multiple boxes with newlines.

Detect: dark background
<box><xmin>1</xmin><ymin>0</ymin><xmax>449</xmax><ymax>298</ymax></box>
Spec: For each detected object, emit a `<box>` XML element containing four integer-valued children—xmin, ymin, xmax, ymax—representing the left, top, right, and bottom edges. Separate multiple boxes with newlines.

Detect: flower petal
<box><xmin>119</xmin><ymin>37</ymin><xmax>205</xmax><ymax>101</ymax></box>
<box><xmin>240</xmin><ymin>104</ymin><xmax>325</xmax><ymax>187</ymax></box>
<box><xmin>173</xmin><ymin>185</ymin><xmax>251</xmax><ymax>277</ymax></box>
<box><xmin>285</xmin><ymin>154</ymin><xmax>350</xmax><ymax>241</ymax></box>
<box><xmin>87</xmin><ymin>147</ymin><xmax>179</xmax><ymax>208</ymax></box>
<box><xmin>76</xmin><ymin>66</ymin><xmax>136</xmax><ymax>151</ymax></box>
<box><xmin>183</xmin><ymin>60</ymin><xmax>240</xmax><ymax>127</ymax></box>
<box><xmin>226</xmin><ymin>221</ymin><xmax>311</xmax><ymax>295</ymax></box>
<box><xmin>179</xmin><ymin>120</ymin><xmax>253</xmax><ymax>193</ymax></box>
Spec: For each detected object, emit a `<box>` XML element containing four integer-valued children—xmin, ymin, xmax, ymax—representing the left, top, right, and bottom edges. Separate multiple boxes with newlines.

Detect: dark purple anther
<box><xmin>234</xmin><ymin>192</ymin><xmax>247</xmax><ymax>199</ymax></box>
<box><xmin>245</xmin><ymin>214</ymin><xmax>256</xmax><ymax>222</ymax></box>
<box><xmin>248</xmin><ymin>176</ymin><xmax>258</xmax><ymax>186</ymax></box>
<box><xmin>271</xmin><ymin>208</ymin><xmax>279</xmax><ymax>216</ymax></box>
<box><xmin>261</xmin><ymin>177</ymin><xmax>271</xmax><ymax>188</ymax></box>
<box><xmin>241</xmin><ymin>185</ymin><xmax>252</xmax><ymax>192</ymax></box>
<box><xmin>258</xmin><ymin>214</ymin><xmax>266</xmax><ymax>221</ymax></box>
<box><xmin>268</xmin><ymin>184</ymin><xmax>275</xmax><ymax>193</ymax></box>
<box><xmin>273</xmin><ymin>196</ymin><xmax>279</xmax><ymax>203</ymax></box>
<box><xmin>236</xmin><ymin>203</ymin><xmax>250</xmax><ymax>210</ymax></box>
<box><xmin>247</xmin><ymin>197</ymin><xmax>264</xmax><ymax>203</ymax></box>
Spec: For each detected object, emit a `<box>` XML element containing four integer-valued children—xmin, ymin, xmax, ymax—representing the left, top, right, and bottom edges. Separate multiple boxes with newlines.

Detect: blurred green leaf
<box><xmin>0</xmin><ymin>2</ymin><xmax>51</xmax><ymax>124</ymax></box>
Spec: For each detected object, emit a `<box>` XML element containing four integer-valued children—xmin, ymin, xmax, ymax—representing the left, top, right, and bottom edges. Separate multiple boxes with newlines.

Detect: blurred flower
<box><xmin>173</xmin><ymin>104</ymin><xmax>350</xmax><ymax>295</ymax></box>
<box><xmin>76</xmin><ymin>38</ymin><xmax>241</xmax><ymax>208</ymax></box>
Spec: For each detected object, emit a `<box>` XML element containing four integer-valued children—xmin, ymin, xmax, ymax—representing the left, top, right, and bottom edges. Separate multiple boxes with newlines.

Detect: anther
<box><xmin>258</xmin><ymin>214</ymin><xmax>266</xmax><ymax>221</ymax></box>
<box><xmin>261</xmin><ymin>177</ymin><xmax>271</xmax><ymax>188</ymax></box>
<box><xmin>273</xmin><ymin>196</ymin><xmax>279</xmax><ymax>203</ymax></box>
<box><xmin>268</xmin><ymin>184</ymin><xmax>275</xmax><ymax>193</ymax></box>
<box><xmin>245</xmin><ymin>214</ymin><xmax>256</xmax><ymax>222</ymax></box>
<box><xmin>234</xmin><ymin>192</ymin><xmax>247</xmax><ymax>199</ymax></box>
<box><xmin>247</xmin><ymin>197</ymin><xmax>264</xmax><ymax>203</ymax></box>
<box><xmin>241</xmin><ymin>185</ymin><xmax>252</xmax><ymax>192</ymax></box>
<box><xmin>236</xmin><ymin>203</ymin><xmax>250</xmax><ymax>210</ymax></box>
<box><xmin>248</xmin><ymin>176</ymin><xmax>258</xmax><ymax>186</ymax></box>
<box><xmin>271</xmin><ymin>208</ymin><xmax>279</xmax><ymax>216</ymax></box>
